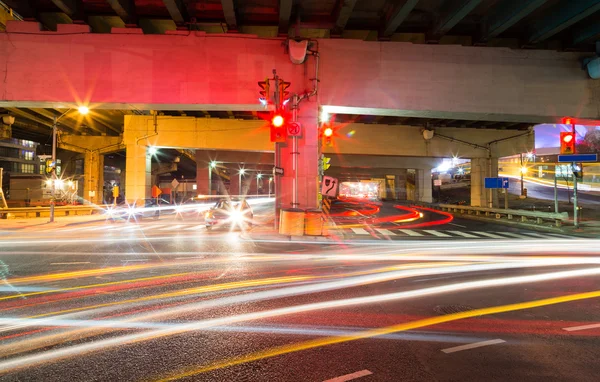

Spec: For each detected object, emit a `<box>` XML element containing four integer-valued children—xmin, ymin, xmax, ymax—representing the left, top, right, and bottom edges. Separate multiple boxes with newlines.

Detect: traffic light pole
<box><xmin>50</xmin><ymin>116</ymin><xmax>57</xmax><ymax>223</ymax></box>
<box><xmin>291</xmin><ymin>94</ymin><xmax>299</xmax><ymax>208</ymax></box>
<box><xmin>572</xmin><ymin>122</ymin><xmax>579</xmax><ymax>229</ymax></box>
<box><xmin>554</xmin><ymin>165</ymin><xmax>558</xmax><ymax>214</ymax></box>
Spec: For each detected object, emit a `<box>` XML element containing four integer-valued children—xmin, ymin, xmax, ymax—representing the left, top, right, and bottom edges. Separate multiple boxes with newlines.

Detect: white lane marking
<box><xmin>563</xmin><ymin>323</ymin><xmax>600</xmax><ymax>332</ymax></box>
<box><xmin>351</xmin><ymin>228</ymin><xmax>370</xmax><ymax>235</ymax></box>
<box><xmin>157</xmin><ymin>225</ymin><xmax>184</xmax><ymax>231</ymax></box>
<box><xmin>448</xmin><ymin>222</ymin><xmax>467</xmax><ymax>228</ymax></box>
<box><xmin>447</xmin><ymin>231</ymin><xmax>478</xmax><ymax>238</ymax></box>
<box><xmin>472</xmin><ymin>231</ymin><xmax>505</xmax><ymax>239</ymax></box>
<box><xmin>50</xmin><ymin>262</ymin><xmax>91</xmax><ymax>265</ymax></box>
<box><xmin>324</xmin><ymin>369</ymin><xmax>373</xmax><ymax>382</ymax></box>
<box><xmin>547</xmin><ymin>233</ymin><xmax>574</xmax><ymax>239</ymax></box>
<box><xmin>498</xmin><ymin>232</ymin><xmax>532</xmax><ymax>239</ymax></box>
<box><xmin>442</xmin><ymin>339</ymin><xmax>505</xmax><ymax>354</ymax></box>
<box><xmin>423</xmin><ymin>230</ymin><xmax>451</xmax><ymax>237</ymax></box>
<box><xmin>375</xmin><ymin>228</ymin><xmax>396</xmax><ymax>236</ymax></box>
<box><xmin>174</xmin><ymin>256</ymin><xmax>205</xmax><ymax>260</ymax></box>
<box><xmin>184</xmin><ymin>225</ymin><xmax>206</xmax><ymax>231</ymax></box>
<box><xmin>397</xmin><ymin>229</ymin><xmax>423</xmax><ymax>237</ymax></box>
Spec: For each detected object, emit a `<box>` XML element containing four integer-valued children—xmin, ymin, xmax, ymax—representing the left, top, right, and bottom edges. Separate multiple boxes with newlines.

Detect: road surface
<box><xmin>0</xmin><ymin>200</ymin><xmax>599</xmax><ymax>381</ymax></box>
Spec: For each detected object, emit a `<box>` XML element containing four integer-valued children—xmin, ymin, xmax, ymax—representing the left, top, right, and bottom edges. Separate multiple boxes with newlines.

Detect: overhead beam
<box><xmin>106</xmin><ymin>0</ymin><xmax>136</xmax><ymax>25</ymax></box>
<box><xmin>527</xmin><ymin>0</ymin><xmax>600</xmax><ymax>44</ymax></box>
<box><xmin>572</xmin><ymin>17</ymin><xmax>600</xmax><ymax>45</ymax></box>
<box><xmin>6</xmin><ymin>108</ymin><xmax>55</xmax><ymax>130</ymax></box>
<box><xmin>50</xmin><ymin>0</ymin><xmax>84</xmax><ymax>20</ymax></box>
<box><xmin>278</xmin><ymin>0</ymin><xmax>293</xmax><ymax>35</ymax></box>
<box><xmin>431</xmin><ymin>0</ymin><xmax>483</xmax><ymax>37</ymax></box>
<box><xmin>332</xmin><ymin>0</ymin><xmax>359</xmax><ymax>35</ymax></box>
<box><xmin>162</xmin><ymin>0</ymin><xmax>188</xmax><ymax>26</ymax></box>
<box><xmin>382</xmin><ymin>0</ymin><xmax>420</xmax><ymax>37</ymax></box>
<box><xmin>481</xmin><ymin>0</ymin><xmax>548</xmax><ymax>41</ymax></box>
<box><xmin>220</xmin><ymin>0</ymin><xmax>237</xmax><ymax>31</ymax></box>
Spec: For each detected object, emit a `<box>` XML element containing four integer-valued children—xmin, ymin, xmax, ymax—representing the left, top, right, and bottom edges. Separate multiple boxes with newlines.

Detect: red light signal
<box><xmin>560</xmin><ymin>132</ymin><xmax>575</xmax><ymax>154</ymax></box>
<box><xmin>562</xmin><ymin>117</ymin><xmax>573</xmax><ymax>125</ymax></box>
<box><xmin>321</xmin><ymin>125</ymin><xmax>334</xmax><ymax>147</ymax></box>
<box><xmin>323</xmin><ymin>127</ymin><xmax>333</xmax><ymax>137</ymax></box>
<box><xmin>270</xmin><ymin>113</ymin><xmax>287</xmax><ymax>143</ymax></box>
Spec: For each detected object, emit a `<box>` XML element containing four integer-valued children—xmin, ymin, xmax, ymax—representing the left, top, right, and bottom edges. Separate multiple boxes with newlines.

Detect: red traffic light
<box><xmin>560</xmin><ymin>132</ymin><xmax>575</xmax><ymax>154</ymax></box>
<box><xmin>562</xmin><ymin>117</ymin><xmax>573</xmax><ymax>125</ymax></box>
<box><xmin>562</xmin><ymin>134</ymin><xmax>573</xmax><ymax>143</ymax></box>
<box><xmin>323</xmin><ymin>127</ymin><xmax>333</xmax><ymax>137</ymax></box>
<box><xmin>272</xmin><ymin>115</ymin><xmax>284</xmax><ymax>127</ymax></box>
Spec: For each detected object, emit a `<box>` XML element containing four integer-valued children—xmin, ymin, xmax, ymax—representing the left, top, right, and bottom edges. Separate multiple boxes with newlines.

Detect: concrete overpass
<box><xmin>0</xmin><ymin>19</ymin><xmax>597</xmax><ymax>209</ymax></box>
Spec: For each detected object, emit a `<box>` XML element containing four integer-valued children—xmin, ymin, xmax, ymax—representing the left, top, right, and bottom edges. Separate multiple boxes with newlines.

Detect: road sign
<box><xmin>485</xmin><ymin>177</ymin><xmax>509</xmax><ymax>189</ymax></box>
<box><xmin>433</xmin><ymin>179</ymin><xmax>442</xmax><ymax>186</ymax></box>
<box><xmin>171</xmin><ymin>178</ymin><xmax>180</xmax><ymax>189</ymax></box>
<box><xmin>558</xmin><ymin>154</ymin><xmax>598</xmax><ymax>163</ymax></box>
<box><xmin>151</xmin><ymin>185</ymin><xmax>162</xmax><ymax>198</ymax></box>
<box><xmin>273</xmin><ymin>166</ymin><xmax>284</xmax><ymax>176</ymax></box>
<box><xmin>287</xmin><ymin>122</ymin><xmax>301</xmax><ymax>137</ymax></box>
<box><xmin>321</xmin><ymin>176</ymin><xmax>338</xmax><ymax>197</ymax></box>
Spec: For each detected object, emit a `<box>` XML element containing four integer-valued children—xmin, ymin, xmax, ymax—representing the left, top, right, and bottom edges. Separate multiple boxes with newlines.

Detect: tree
<box><xmin>576</xmin><ymin>129</ymin><xmax>600</xmax><ymax>153</ymax></box>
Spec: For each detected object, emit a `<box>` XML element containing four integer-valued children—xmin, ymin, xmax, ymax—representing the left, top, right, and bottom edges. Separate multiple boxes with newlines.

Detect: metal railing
<box><xmin>0</xmin><ymin>205</ymin><xmax>107</xmax><ymax>219</ymax></box>
<box><xmin>422</xmin><ymin>203</ymin><xmax>569</xmax><ymax>227</ymax></box>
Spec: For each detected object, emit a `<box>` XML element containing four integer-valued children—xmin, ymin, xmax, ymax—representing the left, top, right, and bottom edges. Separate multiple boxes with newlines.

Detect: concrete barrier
<box><xmin>0</xmin><ymin>205</ymin><xmax>107</xmax><ymax>219</ymax></box>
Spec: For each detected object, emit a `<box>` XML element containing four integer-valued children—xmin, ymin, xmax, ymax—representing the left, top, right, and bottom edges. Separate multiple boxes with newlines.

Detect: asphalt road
<box><xmin>1</xmin><ymin>202</ymin><xmax>599</xmax><ymax>381</ymax></box>
<box><xmin>508</xmin><ymin>178</ymin><xmax>600</xmax><ymax>206</ymax></box>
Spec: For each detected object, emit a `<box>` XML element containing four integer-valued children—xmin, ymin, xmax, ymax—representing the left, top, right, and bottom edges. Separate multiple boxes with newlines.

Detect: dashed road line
<box><xmin>563</xmin><ymin>323</ymin><xmax>600</xmax><ymax>332</ymax></box>
<box><xmin>397</xmin><ymin>229</ymin><xmax>423</xmax><ymax>237</ymax></box>
<box><xmin>423</xmin><ymin>230</ymin><xmax>451</xmax><ymax>237</ymax></box>
<box><xmin>323</xmin><ymin>369</ymin><xmax>373</xmax><ymax>382</ymax></box>
<box><xmin>441</xmin><ymin>339</ymin><xmax>505</xmax><ymax>354</ymax></box>
<box><xmin>520</xmin><ymin>232</ymin><xmax>548</xmax><ymax>238</ymax></box>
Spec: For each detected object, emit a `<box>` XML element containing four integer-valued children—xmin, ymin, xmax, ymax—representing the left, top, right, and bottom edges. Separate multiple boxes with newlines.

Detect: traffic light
<box><xmin>258</xmin><ymin>80</ymin><xmax>270</xmax><ymax>103</ymax></box>
<box><xmin>270</xmin><ymin>113</ymin><xmax>287</xmax><ymax>143</ymax></box>
<box><xmin>321</xmin><ymin>126</ymin><xmax>334</xmax><ymax>147</ymax></box>
<box><xmin>318</xmin><ymin>155</ymin><xmax>331</xmax><ymax>176</ymax></box>
<box><xmin>279</xmin><ymin>81</ymin><xmax>291</xmax><ymax>105</ymax></box>
<box><xmin>45</xmin><ymin>159</ymin><xmax>55</xmax><ymax>174</ymax></box>
<box><xmin>560</xmin><ymin>132</ymin><xmax>575</xmax><ymax>154</ymax></box>
<box><xmin>572</xmin><ymin>163</ymin><xmax>583</xmax><ymax>180</ymax></box>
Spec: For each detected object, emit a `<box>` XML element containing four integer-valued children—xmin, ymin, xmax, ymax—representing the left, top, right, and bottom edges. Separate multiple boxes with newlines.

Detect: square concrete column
<box><xmin>84</xmin><ymin>151</ymin><xmax>104</xmax><ymax>205</ymax></box>
<box><xmin>196</xmin><ymin>165</ymin><xmax>210</xmax><ymax>196</ymax></box>
<box><xmin>471</xmin><ymin>157</ymin><xmax>498</xmax><ymax>207</ymax></box>
<box><xmin>417</xmin><ymin>168</ymin><xmax>433</xmax><ymax>203</ymax></box>
<box><xmin>125</xmin><ymin>144</ymin><xmax>151</xmax><ymax>204</ymax></box>
<box><xmin>228</xmin><ymin>166</ymin><xmax>241</xmax><ymax>196</ymax></box>
<box><xmin>278</xmin><ymin>102</ymin><xmax>318</xmax><ymax>210</ymax></box>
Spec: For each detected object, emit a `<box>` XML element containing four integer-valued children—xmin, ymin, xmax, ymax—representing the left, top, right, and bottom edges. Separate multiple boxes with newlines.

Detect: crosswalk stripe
<box><xmin>423</xmin><ymin>230</ymin><xmax>451</xmax><ymax>237</ymax></box>
<box><xmin>546</xmin><ymin>233</ymin><xmax>573</xmax><ymax>239</ymax></box>
<box><xmin>375</xmin><ymin>228</ymin><xmax>396</xmax><ymax>236</ymax></box>
<box><xmin>447</xmin><ymin>230</ymin><xmax>479</xmax><ymax>238</ymax></box>
<box><xmin>397</xmin><ymin>229</ymin><xmax>423</xmax><ymax>237</ymax></box>
<box><xmin>498</xmin><ymin>232</ymin><xmax>532</xmax><ymax>239</ymax></box>
<box><xmin>351</xmin><ymin>228</ymin><xmax>370</xmax><ymax>235</ymax></box>
<box><xmin>519</xmin><ymin>232</ymin><xmax>547</xmax><ymax>238</ymax></box>
<box><xmin>472</xmin><ymin>231</ymin><xmax>505</xmax><ymax>239</ymax></box>
<box><xmin>185</xmin><ymin>225</ymin><xmax>206</xmax><ymax>231</ymax></box>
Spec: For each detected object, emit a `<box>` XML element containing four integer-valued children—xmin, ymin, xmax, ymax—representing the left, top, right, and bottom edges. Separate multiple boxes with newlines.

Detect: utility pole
<box><xmin>554</xmin><ymin>165</ymin><xmax>558</xmax><ymax>213</ymax></box>
<box><xmin>50</xmin><ymin>116</ymin><xmax>57</xmax><ymax>223</ymax></box>
<box><xmin>572</xmin><ymin>121</ymin><xmax>579</xmax><ymax>229</ymax></box>
<box><xmin>0</xmin><ymin>168</ymin><xmax>7</xmax><ymax>209</ymax></box>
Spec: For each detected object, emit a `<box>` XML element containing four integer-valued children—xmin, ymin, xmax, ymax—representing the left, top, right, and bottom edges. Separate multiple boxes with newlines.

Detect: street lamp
<box><xmin>256</xmin><ymin>173</ymin><xmax>262</xmax><ymax>196</ymax></box>
<box><xmin>239</xmin><ymin>168</ymin><xmax>246</xmax><ymax>195</ymax></box>
<box><xmin>208</xmin><ymin>161</ymin><xmax>217</xmax><ymax>196</ymax></box>
<box><xmin>50</xmin><ymin>106</ymin><xmax>89</xmax><ymax>223</ymax></box>
<box><xmin>269</xmin><ymin>177</ymin><xmax>273</xmax><ymax>197</ymax></box>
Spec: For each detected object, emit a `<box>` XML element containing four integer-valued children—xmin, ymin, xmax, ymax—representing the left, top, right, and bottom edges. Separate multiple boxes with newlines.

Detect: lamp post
<box><xmin>239</xmin><ymin>168</ymin><xmax>246</xmax><ymax>195</ymax></box>
<box><xmin>269</xmin><ymin>177</ymin><xmax>273</xmax><ymax>197</ymax></box>
<box><xmin>256</xmin><ymin>173</ymin><xmax>262</xmax><ymax>196</ymax></box>
<box><xmin>50</xmin><ymin>106</ymin><xmax>89</xmax><ymax>223</ymax></box>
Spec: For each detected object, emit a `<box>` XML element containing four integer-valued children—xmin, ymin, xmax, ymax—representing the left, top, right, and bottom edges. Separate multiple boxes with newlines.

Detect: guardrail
<box><xmin>0</xmin><ymin>205</ymin><xmax>107</xmax><ymax>219</ymax></box>
<box><xmin>420</xmin><ymin>203</ymin><xmax>569</xmax><ymax>227</ymax></box>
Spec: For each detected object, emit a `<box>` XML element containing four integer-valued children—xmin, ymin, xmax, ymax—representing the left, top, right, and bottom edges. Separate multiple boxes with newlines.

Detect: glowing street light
<box><xmin>521</xmin><ymin>167</ymin><xmax>528</xmax><ymax>174</ymax></box>
<box><xmin>148</xmin><ymin>146</ymin><xmax>158</xmax><ymax>155</ymax></box>
<box><xmin>77</xmin><ymin>105</ymin><xmax>90</xmax><ymax>115</ymax></box>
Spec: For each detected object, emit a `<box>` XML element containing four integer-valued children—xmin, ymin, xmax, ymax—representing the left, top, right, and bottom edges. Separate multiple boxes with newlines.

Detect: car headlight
<box><xmin>229</xmin><ymin>209</ymin><xmax>243</xmax><ymax>222</ymax></box>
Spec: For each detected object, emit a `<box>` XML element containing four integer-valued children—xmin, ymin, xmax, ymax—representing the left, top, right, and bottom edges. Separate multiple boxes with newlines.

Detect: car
<box><xmin>106</xmin><ymin>198</ymin><xmax>163</xmax><ymax>221</ymax></box>
<box><xmin>204</xmin><ymin>198</ymin><xmax>253</xmax><ymax>230</ymax></box>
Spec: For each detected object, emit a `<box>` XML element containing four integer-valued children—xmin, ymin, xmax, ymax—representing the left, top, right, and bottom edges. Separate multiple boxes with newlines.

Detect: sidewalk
<box><xmin>0</xmin><ymin>214</ymin><xmax>108</xmax><ymax>230</ymax></box>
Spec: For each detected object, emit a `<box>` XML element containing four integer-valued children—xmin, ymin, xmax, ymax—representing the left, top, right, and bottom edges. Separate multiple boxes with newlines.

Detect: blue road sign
<box><xmin>558</xmin><ymin>154</ymin><xmax>598</xmax><ymax>163</ymax></box>
<box><xmin>485</xmin><ymin>177</ymin><xmax>510</xmax><ymax>189</ymax></box>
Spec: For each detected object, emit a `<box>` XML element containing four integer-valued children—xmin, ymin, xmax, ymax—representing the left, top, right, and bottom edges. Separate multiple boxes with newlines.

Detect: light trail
<box><xmin>157</xmin><ymin>289</ymin><xmax>600</xmax><ymax>380</ymax></box>
<box><xmin>1</xmin><ymin>265</ymin><xmax>599</xmax><ymax>372</ymax></box>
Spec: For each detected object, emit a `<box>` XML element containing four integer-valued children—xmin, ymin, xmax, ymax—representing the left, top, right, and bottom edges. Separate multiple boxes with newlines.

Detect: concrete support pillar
<box><xmin>125</xmin><ymin>144</ymin><xmax>151</xmax><ymax>203</ymax></box>
<box><xmin>490</xmin><ymin>157</ymin><xmax>499</xmax><ymax>208</ymax></box>
<box><xmin>83</xmin><ymin>151</ymin><xmax>104</xmax><ymax>205</ymax></box>
<box><xmin>228</xmin><ymin>166</ymin><xmax>241</xmax><ymax>196</ymax></box>
<box><xmin>471</xmin><ymin>157</ymin><xmax>498</xmax><ymax>207</ymax></box>
<box><xmin>247</xmin><ymin>174</ymin><xmax>259</xmax><ymax>196</ymax></box>
<box><xmin>196</xmin><ymin>165</ymin><xmax>210</xmax><ymax>196</ymax></box>
<box><xmin>278</xmin><ymin>102</ymin><xmax>318</xmax><ymax>210</ymax></box>
<box><xmin>417</xmin><ymin>168</ymin><xmax>433</xmax><ymax>203</ymax></box>
<box><xmin>396</xmin><ymin>169</ymin><xmax>408</xmax><ymax>200</ymax></box>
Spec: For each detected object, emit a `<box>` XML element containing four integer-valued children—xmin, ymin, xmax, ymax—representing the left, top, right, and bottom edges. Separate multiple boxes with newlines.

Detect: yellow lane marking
<box><xmin>157</xmin><ymin>290</ymin><xmax>600</xmax><ymax>381</ymax></box>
